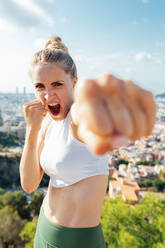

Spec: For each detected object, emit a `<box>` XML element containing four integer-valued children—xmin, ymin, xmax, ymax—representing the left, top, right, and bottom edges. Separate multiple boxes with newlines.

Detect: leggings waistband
<box><xmin>40</xmin><ymin>206</ymin><xmax>101</xmax><ymax>231</ymax></box>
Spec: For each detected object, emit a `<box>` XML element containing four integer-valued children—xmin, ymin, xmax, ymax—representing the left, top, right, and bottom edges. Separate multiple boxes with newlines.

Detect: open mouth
<box><xmin>48</xmin><ymin>104</ymin><xmax>61</xmax><ymax>116</ymax></box>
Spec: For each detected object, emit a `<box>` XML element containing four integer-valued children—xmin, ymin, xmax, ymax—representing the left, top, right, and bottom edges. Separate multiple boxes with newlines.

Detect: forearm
<box><xmin>19</xmin><ymin>128</ymin><xmax>43</xmax><ymax>193</ymax></box>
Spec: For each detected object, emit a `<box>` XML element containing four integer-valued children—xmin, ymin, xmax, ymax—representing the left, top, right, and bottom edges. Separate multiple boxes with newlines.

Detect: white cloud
<box><xmin>132</xmin><ymin>20</ymin><xmax>138</xmax><ymax>25</ymax></box>
<box><xmin>156</xmin><ymin>41</ymin><xmax>165</xmax><ymax>48</ymax></box>
<box><xmin>0</xmin><ymin>18</ymin><xmax>18</xmax><ymax>33</ymax></box>
<box><xmin>0</xmin><ymin>0</ymin><xmax>55</xmax><ymax>30</ymax></box>
<box><xmin>155</xmin><ymin>59</ymin><xmax>163</xmax><ymax>65</ymax></box>
<box><xmin>135</xmin><ymin>51</ymin><xmax>152</xmax><ymax>62</ymax></box>
<box><xmin>125</xmin><ymin>67</ymin><xmax>133</xmax><ymax>73</ymax></box>
<box><xmin>34</xmin><ymin>38</ymin><xmax>47</xmax><ymax>50</ymax></box>
<box><xmin>60</xmin><ymin>16</ymin><xmax>67</xmax><ymax>24</ymax></box>
<box><xmin>135</xmin><ymin>51</ymin><xmax>165</xmax><ymax>66</ymax></box>
<box><xmin>142</xmin><ymin>0</ymin><xmax>150</xmax><ymax>3</ymax></box>
<box><xmin>142</xmin><ymin>17</ymin><xmax>149</xmax><ymax>23</ymax></box>
<box><xmin>29</xmin><ymin>27</ymin><xmax>37</xmax><ymax>34</ymax></box>
<box><xmin>46</xmin><ymin>0</ymin><xmax>54</xmax><ymax>3</ymax></box>
<box><xmin>12</xmin><ymin>0</ymin><xmax>54</xmax><ymax>25</ymax></box>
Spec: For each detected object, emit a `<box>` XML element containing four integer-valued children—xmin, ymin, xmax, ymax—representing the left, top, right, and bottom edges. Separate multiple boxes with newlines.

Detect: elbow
<box><xmin>21</xmin><ymin>185</ymin><xmax>35</xmax><ymax>194</ymax></box>
<box><xmin>21</xmin><ymin>181</ymin><xmax>38</xmax><ymax>194</ymax></box>
<box><xmin>24</xmin><ymin>188</ymin><xmax>35</xmax><ymax>194</ymax></box>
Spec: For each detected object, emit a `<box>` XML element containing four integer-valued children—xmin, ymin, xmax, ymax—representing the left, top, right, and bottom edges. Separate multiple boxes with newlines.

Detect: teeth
<box><xmin>48</xmin><ymin>103</ymin><xmax>58</xmax><ymax>106</ymax></box>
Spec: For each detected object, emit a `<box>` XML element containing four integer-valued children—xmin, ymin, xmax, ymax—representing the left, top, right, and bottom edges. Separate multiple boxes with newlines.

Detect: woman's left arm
<box><xmin>70</xmin><ymin>74</ymin><xmax>157</xmax><ymax>155</ymax></box>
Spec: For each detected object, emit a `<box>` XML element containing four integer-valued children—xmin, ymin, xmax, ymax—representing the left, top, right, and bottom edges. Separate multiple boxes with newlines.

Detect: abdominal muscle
<box><xmin>42</xmin><ymin>174</ymin><xmax>108</xmax><ymax>228</ymax></box>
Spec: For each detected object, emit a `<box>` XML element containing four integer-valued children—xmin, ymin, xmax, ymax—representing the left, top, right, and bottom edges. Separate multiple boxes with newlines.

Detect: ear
<box><xmin>73</xmin><ymin>77</ymin><xmax>78</xmax><ymax>88</ymax></box>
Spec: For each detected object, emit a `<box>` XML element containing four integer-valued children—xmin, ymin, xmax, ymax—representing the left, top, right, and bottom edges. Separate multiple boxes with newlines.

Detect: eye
<box><xmin>52</xmin><ymin>82</ymin><xmax>63</xmax><ymax>87</ymax></box>
<box><xmin>35</xmin><ymin>84</ymin><xmax>44</xmax><ymax>89</ymax></box>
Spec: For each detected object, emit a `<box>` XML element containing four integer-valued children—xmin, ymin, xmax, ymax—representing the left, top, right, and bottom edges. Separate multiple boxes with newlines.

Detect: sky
<box><xmin>0</xmin><ymin>0</ymin><xmax>164</xmax><ymax>94</ymax></box>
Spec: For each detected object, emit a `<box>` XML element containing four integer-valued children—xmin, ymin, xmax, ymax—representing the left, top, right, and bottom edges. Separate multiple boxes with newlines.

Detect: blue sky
<box><xmin>0</xmin><ymin>0</ymin><xmax>164</xmax><ymax>94</ymax></box>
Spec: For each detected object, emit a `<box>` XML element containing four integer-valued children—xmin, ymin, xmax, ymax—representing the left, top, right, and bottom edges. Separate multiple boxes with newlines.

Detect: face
<box><xmin>32</xmin><ymin>63</ymin><xmax>77</xmax><ymax>121</ymax></box>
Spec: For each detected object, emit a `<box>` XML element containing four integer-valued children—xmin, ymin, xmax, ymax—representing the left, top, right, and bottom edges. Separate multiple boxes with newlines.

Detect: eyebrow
<box><xmin>33</xmin><ymin>80</ymin><xmax>65</xmax><ymax>86</ymax></box>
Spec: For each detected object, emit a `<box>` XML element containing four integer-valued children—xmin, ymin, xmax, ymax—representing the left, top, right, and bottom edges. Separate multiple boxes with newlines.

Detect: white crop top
<box><xmin>40</xmin><ymin>112</ymin><xmax>109</xmax><ymax>188</ymax></box>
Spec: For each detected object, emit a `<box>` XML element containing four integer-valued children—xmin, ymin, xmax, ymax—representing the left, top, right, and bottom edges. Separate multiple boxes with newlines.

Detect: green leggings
<box><xmin>34</xmin><ymin>206</ymin><xmax>106</xmax><ymax>248</ymax></box>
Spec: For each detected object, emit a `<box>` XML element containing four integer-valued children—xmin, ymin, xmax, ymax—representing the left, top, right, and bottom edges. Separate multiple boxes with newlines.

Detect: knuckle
<box><xmin>101</xmin><ymin>73</ymin><xmax>114</xmax><ymax>82</ymax></box>
<box><xmin>98</xmin><ymin>74</ymin><xmax>115</xmax><ymax>85</ymax></box>
<box><xmin>83</xmin><ymin>79</ymin><xmax>95</xmax><ymax>88</ymax></box>
<box><xmin>124</xmin><ymin>80</ymin><xmax>138</xmax><ymax>96</ymax></box>
<box><xmin>82</xmin><ymin>79</ymin><xmax>98</xmax><ymax>97</ymax></box>
<box><xmin>23</xmin><ymin>104</ymin><xmax>28</xmax><ymax>111</ymax></box>
<box><xmin>143</xmin><ymin>90</ymin><xmax>156</xmax><ymax>106</ymax></box>
<box><xmin>28</xmin><ymin>106</ymin><xmax>34</xmax><ymax>111</ymax></box>
<box><xmin>98</xmin><ymin>74</ymin><xmax>121</xmax><ymax>93</ymax></box>
<box><xmin>144</xmin><ymin>90</ymin><xmax>153</xmax><ymax>100</ymax></box>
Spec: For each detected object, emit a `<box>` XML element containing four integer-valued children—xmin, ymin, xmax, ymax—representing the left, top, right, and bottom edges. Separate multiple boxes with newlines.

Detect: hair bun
<box><xmin>44</xmin><ymin>36</ymin><xmax>68</xmax><ymax>53</ymax></box>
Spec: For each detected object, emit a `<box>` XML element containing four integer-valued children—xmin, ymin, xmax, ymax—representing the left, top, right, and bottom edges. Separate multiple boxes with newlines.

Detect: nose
<box><xmin>44</xmin><ymin>90</ymin><xmax>58</xmax><ymax>104</ymax></box>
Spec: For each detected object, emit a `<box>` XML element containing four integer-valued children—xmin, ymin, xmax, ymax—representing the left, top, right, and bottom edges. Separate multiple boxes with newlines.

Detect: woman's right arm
<box><xmin>19</xmin><ymin>100</ymin><xmax>47</xmax><ymax>194</ymax></box>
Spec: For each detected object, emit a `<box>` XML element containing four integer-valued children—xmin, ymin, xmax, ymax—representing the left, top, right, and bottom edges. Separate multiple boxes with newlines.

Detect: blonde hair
<box><xmin>29</xmin><ymin>36</ymin><xmax>77</xmax><ymax>78</ymax></box>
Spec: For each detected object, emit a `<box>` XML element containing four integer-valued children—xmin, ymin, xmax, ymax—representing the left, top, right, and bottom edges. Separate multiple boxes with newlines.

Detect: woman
<box><xmin>20</xmin><ymin>36</ymin><xmax>156</xmax><ymax>248</ymax></box>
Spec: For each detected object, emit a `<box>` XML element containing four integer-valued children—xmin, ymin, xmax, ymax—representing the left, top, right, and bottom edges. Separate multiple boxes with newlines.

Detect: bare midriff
<box><xmin>42</xmin><ymin>174</ymin><xmax>108</xmax><ymax>228</ymax></box>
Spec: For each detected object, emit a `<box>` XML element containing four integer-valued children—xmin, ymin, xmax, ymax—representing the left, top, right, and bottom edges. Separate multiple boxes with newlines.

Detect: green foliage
<box><xmin>0</xmin><ymin>188</ymin><xmax>4</xmax><ymax>195</ymax></box>
<box><xmin>136</xmin><ymin>160</ymin><xmax>155</xmax><ymax>166</ymax></box>
<box><xmin>0</xmin><ymin>190</ymin><xmax>43</xmax><ymax>247</ymax></box>
<box><xmin>138</xmin><ymin>179</ymin><xmax>153</xmax><ymax>188</ymax></box>
<box><xmin>20</xmin><ymin>218</ymin><xmax>38</xmax><ymax>248</ymax></box>
<box><xmin>114</xmin><ymin>158</ymin><xmax>129</xmax><ymax>169</ymax></box>
<box><xmin>29</xmin><ymin>191</ymin><xmax>44</xmax><ymax>218</ymax></box>
<box><xmin>0</xmin><ymin>153</ymin><xmax>21</xmax><ymax>188</ymax></box>
<box><xmin>158</xmin><ymin>171</ymin><xmax>165</xmax><ymax>181</ymax></box>
<box><xmin>101</xmin><ymin>193</ymin><xmax>165</xmax><ymax>248</ymax></box>
<box><xmin>155</xmin><ymin>137</ymin><xmax>161</xmax><ymax>142</ymax></box>
<box><xmin>0</xmin><ymin>144</ymin><xmax>3</xmax><ymax>152</ymax></box>
<box><xmin>153</xmin><ymin>179</ymin><xmax>165</xmax><ymax>192</ymax></box>
<box><xmin>2</xmin><ymin>191</ymin><xmax>31</xmax><ymax>220</ymax></box>
<box><xmin>0</xmin><ymin>188</ymin><xmax>4</xmax><ymax>210</ymax></box>
<box><xmin>0</xmin><ymin>206</ymin><xmax>26</xmax><ymax>248</ymax></box>
<box><xmin>0</xmin><ymin>190</ymin><xmax>44</xmax><ymax>247</ymax></box>
<box><xmin>3</xmin><ymin>146</ymin><xmax>9</xmax><ymax>152</ymax></box>
<box><xmin>0</xmin><ymin>131</ymin><xmax>20</xmax><ymax>147</ymax></box>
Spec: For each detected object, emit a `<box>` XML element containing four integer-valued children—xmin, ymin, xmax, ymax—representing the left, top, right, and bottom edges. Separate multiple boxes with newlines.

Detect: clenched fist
<box><xmin>23</xmin><ymin>99</ymin><xmax>47</xmax><ymax>132</ymax></box>
<box><xmin>73</xmin><ymin>74</ymin><xmax>157</xmax><ymax>155</ymax></box>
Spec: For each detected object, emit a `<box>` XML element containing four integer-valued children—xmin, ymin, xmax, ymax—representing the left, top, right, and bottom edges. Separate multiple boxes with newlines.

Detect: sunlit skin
<box><xmin>21</xmin><ymin>63</ymin><xmax>157</xmax><ymax>228</ymax></box>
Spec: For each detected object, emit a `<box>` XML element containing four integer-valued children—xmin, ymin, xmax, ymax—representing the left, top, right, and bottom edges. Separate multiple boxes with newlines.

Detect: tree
<box><xmin>2</xmin><ymin>191</ymin><xmax>31</xmax><ymax>220</ymax></box>
<box><xmin>0</xmin><ymin>153</ymin><xmax>21</xmax><ymax>188</ymax></box>
<box><xmin>138</xmin><ymin>179</ymin><xmax>153</xmax><ymax>188</ymax></box>
<box><xmin>29</xmin><ymin>191</ymin><xmax>44</xmax><ymax>218</ymax></box>
<box><xmin>0</xmin><ymin>188</ymin><xmax>4</xmax><ymax>210</ymax></box>
<box><xmin>0</xmin><ymin>109</ymin><xmax>3</xmax><ymax>127</ymax></box>
<box><xmin>136</xmin><ymin>160</ymin><xmax>155</xmax><ymax>166</ymax></box>
<box><xmin>101</xmin><ymin>193</ymin><xmax>165</xmax><ymax>248</ymax></box>
<box><xmin>0</xmin><ymin>206</ymin><xmax>26</xmax><ymax>248</ymax></box>
<box><xmin>0</xmin><ymin>131</ymin><xmax>20</xmax><ymax>148</ymax></box>
<box><xmin>20</xmin><ymin>218</ymin><xmax>38</xmax><ymax>248</ymax></box>
<box><xmin>153</xmin><ymin>179</ymin><xmax>165</xmax><ymax>192</ymax></box>
<box><xmin>114</xmin><ymin>158</ymin><xmax>129</xmax><ymax>170</ymax></box>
